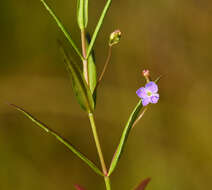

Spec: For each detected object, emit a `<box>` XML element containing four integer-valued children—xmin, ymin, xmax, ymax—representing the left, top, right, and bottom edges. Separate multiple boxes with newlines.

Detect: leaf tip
<box><xmin>135</xmin><ymin>177</ymin><xmax>151</xmax><ymax>190</ymax></box>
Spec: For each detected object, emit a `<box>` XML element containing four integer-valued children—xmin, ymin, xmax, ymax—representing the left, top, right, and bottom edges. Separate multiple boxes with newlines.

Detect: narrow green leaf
<box><xmin>84</xmin><ymin>0</ymin><xmax>88</xmax><ymax>28</ymax></box>
<box><xmin>77</xmin><ymin>0</ymin><xmax>88</xmax><ymax>29</ymax></box>
<box><xmin>10</xmin><ymin>104</ymin><xmax>103</xmax><ymax>176</ymax></box>
<box><xmin>77</xmin><ymin>0</ymin><xmax>84</xmax><ymax>30</ymax></box>
<box><xmin>88</xmin><ymin>53</ymin><xmax>97</xmax><ymax>95</ymax></box>
<box><xmin>86</xmin><ymin>0</ymin><xmax>112</xmax><ymax>59</ymax></box>
<box><xmin>108</xmin><ymin>100</ymin><xmax>143</xmax><ymax>176</ymax></box>
<box><xmin>86</xmin><ymin>33</ymin><xmax>97</xmax><ymax>95</ymax></box>
<box><xmin>134</xmin><ymin>178</ymin><xmax>151</xmax><ymax>190</ymax></box>
<box><xmin>40</xmin><ymin>0</ymin><xmax>83</xmax><ymax>60</ymax></box>
<box><xmin>60</xmin><ymin>44</ymin><xmax>94</xmax><ymax>112</ymax></box>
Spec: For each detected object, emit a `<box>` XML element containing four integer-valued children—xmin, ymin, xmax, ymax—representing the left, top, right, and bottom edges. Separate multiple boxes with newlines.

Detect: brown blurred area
<box><xmin>1</xmin><ymin>0</ymin><xmax>212</xmax><ymax>189</ymax></box>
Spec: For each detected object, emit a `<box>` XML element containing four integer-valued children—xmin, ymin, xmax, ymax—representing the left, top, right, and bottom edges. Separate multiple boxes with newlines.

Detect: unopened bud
<box><xmin>109</xmin><ymin>30</ymin><xmax>121</xmax><ymax>46</ymax></box>
<box><xmin>142</xmin><ymin>69</ymin><xmax>150</xmax><ymax>82</ymax></box>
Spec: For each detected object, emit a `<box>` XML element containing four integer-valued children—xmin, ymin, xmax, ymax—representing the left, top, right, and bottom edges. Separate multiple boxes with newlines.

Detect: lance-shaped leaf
<box><xmin>60</xmin><ymin>44</ymin><xmax>94</xmax><ymax>113</ymax></box>
<box><xmin>86</xmin><ymin>33</ymin><xmax>97</xmax><ymax>100</ymax></box>
<box><xmin>77</xmin><ymin>0</ymin><xmax>88</xmax><ymax>29</ymax></box>
<box><xmin>134</xmin><ymin>178</ymin><xmax>151</xmax><ymax>190</ymax></box>
<box><xmin>10</xmin><ymin>104</ymin><xmax>103</xmax><ymax>176</ymax></box>
<box><xmin>74</xmin><ymin>184</ymin><xmax>87</xmax><ymax>190</ymax></box>
<box><xmin>108</xmin><ymin>100</ymin><xmax>143</xmax><ymax>176</ymax></box>
<box><xmin>86</xmin><ymin>0</ymin><xmax>112</xmax><ymax>58</ymax></box>
<box><xmin>40</xmin><ymin>0</ymin><xmax>83</xmax><ymax>60</ymax></box>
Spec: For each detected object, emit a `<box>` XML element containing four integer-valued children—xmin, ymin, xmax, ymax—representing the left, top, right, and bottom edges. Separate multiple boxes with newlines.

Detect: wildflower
<box><xmin>136</xmin><ymin>81</ymin><xmax>159</xmax><ymax>106</ymax></box>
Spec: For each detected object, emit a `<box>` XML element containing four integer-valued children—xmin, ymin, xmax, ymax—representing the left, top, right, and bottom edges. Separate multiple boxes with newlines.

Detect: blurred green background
<box><xmin>0</xmin><ymin>0</ymin><xmax>212</xmax><ymax>189</ymax></box>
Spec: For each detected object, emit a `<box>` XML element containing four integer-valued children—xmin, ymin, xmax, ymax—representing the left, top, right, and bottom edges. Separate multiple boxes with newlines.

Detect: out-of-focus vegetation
<box><xmin>0</xmin><ymin>0</ymin><xmax>212</xmax><ymax>189</ymax></box>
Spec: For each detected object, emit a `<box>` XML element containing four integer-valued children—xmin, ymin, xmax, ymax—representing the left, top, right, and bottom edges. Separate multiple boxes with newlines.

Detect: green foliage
<box><xmin>60</xmin><ymin>45</ymin><xmax>95</xmax><ymax>113</ymax></box>
<box><xmin>86</xmin><ymin>0</ymin><xmax>112</xmax><ymax>59</ymax></box>
<box><xmin>40</xmin><ymin>0</ymin><xmax>83</xmax><ymax>60</ymax></box>
<box><xmin>86</xmin><ymin>33</ymin><xmax>97</xmax><ymax>104</ymax></box>
<box><xmin>10</xmin><ymin>104</ymin><xmax>103</xmax><ymax>176</ymax></box>
<box><xmin>11</xmin><ymin>0</ymin><xmax>155</xmax><ymax>189</ymax></box>
<box><xmin>77</xmin><ymin>0</ymin><xmax>88</xmax><ymax>30</ymax></box>
<box><xmin>108</xmin><ymin>100</ymin><xmax>143</xmax><ymax>176</ymax></box>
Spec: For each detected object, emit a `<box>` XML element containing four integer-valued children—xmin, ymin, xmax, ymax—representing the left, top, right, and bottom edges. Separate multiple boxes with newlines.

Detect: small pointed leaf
<box><xmin>108</xmin><ymin>100</ymin><xmax>143</xmax><ymax>176</ymax></box>
<box><xmin>86</xmin><ymin>33</ymin><xmax>97</xmax><ymax>97</ymax></box>
<box><xmin>40</xmin><ymin>0</ymin><xmax>83</xmax><ymax>60</ymax></box>
<box><xmin>60</xmin><ymin>44</ymin><xmax>94</xmax><ymax>113</ymax></box>
<box><xmin>86</xmin><ymin>0</ymin><xmax>112</xmax><ymax>58</ymax></box>
<box><xmin>134</xmin><ymin>178</ymin><xmax>151</xmax><ymax>190</ymax></box>
<box><xmin>10</xmin><ymin>104</ymin><xmax>103</xmax><ymax>176</ymax></box>
<box><xmin>77</xmin><ymin>0</ymin><xmax>88</xmax><ymax>29</ymax></box>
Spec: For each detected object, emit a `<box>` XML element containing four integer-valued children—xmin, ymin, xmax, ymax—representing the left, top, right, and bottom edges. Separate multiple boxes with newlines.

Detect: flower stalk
<box><xmin>96</xmin><ymin>30</ymin><xmax>121</xmax><ymax>89</ymax></box>
<box><xmin>132</xmin><ymin>107</ymin><xmax>148</xmax><ymax>129</ymax></box>
<box><xmin>98</xmin><ymin>45</ymin><xmax>112</xmax><ymax>86</ymax></box>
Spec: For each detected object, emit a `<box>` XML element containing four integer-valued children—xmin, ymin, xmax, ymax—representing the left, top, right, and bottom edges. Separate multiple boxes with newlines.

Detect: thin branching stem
<box><xmin>132</xmin><ymin>107</ymin><xmax>148</xmax><ymax>129</ymax></box>
<box><xmin>98</xmin><ymin>45</ymin><xmax>112</xmax><ymax>84</ymax></box>
<box><xmin>94</xmin><ymin>45</ymin><xmax>112</xmax><ymax>92</ymax></box>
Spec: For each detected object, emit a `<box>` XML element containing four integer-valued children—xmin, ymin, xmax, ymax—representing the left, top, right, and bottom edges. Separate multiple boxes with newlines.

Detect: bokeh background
<box><xmin>0</xmin><ymin>0</ymin><xmax>212</xmax><ymax>189</ymax></box>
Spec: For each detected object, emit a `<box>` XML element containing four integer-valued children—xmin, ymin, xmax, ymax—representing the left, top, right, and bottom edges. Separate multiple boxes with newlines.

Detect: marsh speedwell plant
<box><xmin>11</xmin><ymin>0</ymin><xmax>161</xmax><ymax>189</ymax></box>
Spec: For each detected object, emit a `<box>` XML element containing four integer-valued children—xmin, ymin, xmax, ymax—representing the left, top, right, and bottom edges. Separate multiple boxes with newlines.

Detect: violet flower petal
<box><xmin>136</xmin><ymin>87</ymin><xmax>148</xmax><ymax>99</ymax></box>
<box><xmin>145</xmin><ymin>82</ymin><xmax>158</xmax><ymax>93</ymax></box>
<box><xmin>142</xmin><ymin>97</ymin><xmax>151</xmax><ymax>106</ymax></box>
<box><xmin>150</xmin><ymin>93</ymin><xmax>159</xmax><ymax>104</ymax></box>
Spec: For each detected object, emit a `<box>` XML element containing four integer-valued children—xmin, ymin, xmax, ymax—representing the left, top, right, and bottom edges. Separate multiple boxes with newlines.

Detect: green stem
<box><xmin>88</xmin><ymin>113</ymin><xmax>111</xmax><ymax>190</ymax></box>
<box><xmin>81</xmin><ymin>29</ymin><xmax>89</xmax><ymax>85</ymax></box>
<box><xmin>104</xmin><ymin>176</ymin><xmax>111</xmax><ymax>190</ymax></box>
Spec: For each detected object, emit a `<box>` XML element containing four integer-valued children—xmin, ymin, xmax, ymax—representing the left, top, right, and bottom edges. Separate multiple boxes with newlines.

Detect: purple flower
<box><xmin>136</xmin><ymin>81</ymin><xmax>159</xmax><ymax>106</ymax></box>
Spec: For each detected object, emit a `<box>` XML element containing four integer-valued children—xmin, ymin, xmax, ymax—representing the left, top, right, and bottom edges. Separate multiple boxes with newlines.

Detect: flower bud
<box><xmin>109</xmin><ymin>30</ymin><xmax>121</xmax><ymax>46</ymax></box>
<box><xmin>142</xmin><ymin>69</ymin><xmax>150</xmax><ymax>82</ymax></box>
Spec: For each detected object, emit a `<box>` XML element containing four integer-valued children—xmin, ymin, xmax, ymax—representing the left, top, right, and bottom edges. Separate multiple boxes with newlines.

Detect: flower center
<box><xmin>147</xmin><ymin>91</ymin><xmax>152</xmax><ymax>96</ymax></box>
